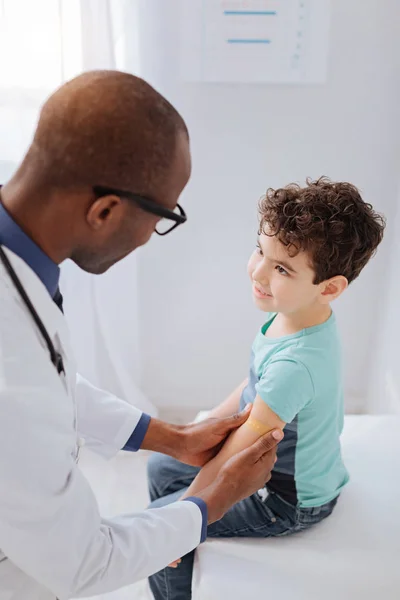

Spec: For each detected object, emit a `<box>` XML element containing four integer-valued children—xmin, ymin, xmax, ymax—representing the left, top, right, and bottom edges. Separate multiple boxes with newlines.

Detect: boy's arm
<box><xmin>184</xmin><ymin>358</ymin><xmax>313</xmax><ymax>501</ymax></box>
<box><xmin>182</xmin><ymin>395</ymin><xmax>285</xmax><ymax>500</ymax></box>
<box><xmin>206</xmin><ymin>379</ymin><xmax>248</xmax><ymax>420</ymax></box>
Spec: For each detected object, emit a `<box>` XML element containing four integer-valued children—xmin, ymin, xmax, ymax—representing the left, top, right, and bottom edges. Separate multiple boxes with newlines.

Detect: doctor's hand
<box><xmin>177</xmin><ymin>405</ymin><xmax>253</xmax><ymax>467</ymax></box>
<box><xmin>141</xmin><ymin>406</ymin><xmax>252</xmax><ymax>467</ymax></box>
<box><xmin>196</xmin><ymin>428</ymin><xmax>283</xmax><ymax>524</ymax></box>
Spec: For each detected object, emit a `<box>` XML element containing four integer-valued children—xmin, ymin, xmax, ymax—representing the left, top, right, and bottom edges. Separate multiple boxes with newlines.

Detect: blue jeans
<box><xmin>147</xmin><ymin>453</ymin><xmax>338</xmax><ymax>600</ymax></box>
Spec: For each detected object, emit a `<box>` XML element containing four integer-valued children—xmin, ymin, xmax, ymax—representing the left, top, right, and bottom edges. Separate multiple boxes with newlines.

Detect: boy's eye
<box><xmin>256</xmin><ymin>242</ymin><xmax>263</xmax><ymax>256</ymax></box>
<box><xmin>275</xmin><ymin>265</ymin><xmax>289</xmax><ymax>276</ymax></box>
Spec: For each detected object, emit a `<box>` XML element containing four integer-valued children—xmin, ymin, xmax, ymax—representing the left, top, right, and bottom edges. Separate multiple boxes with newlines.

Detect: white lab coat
<box><xmin>0</xmin><ymin>248</ymin><xmax>203</xmax><ymax>600</ymax></box>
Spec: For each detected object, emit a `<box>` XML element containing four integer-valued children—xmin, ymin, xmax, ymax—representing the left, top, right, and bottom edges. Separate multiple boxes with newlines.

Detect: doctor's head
<box><xmin>7</xmin><ymin>70</ymin><xmax>191</xmax><ymax>273</ymax></box>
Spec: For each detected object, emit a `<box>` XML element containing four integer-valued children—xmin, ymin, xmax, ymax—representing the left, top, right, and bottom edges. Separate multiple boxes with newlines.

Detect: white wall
<box><xmin>132</xmin><ymin>0</ymin><xmax>400</xmax><ymax>411</ymax></box>
<box><xmin>2</xmin><ymin>1</ymin><xmax>398</xmax><ymax>414</ymax></box>
<box><xmin>369</xmin><ymin>190</ymin><xmax>400</xmax><ymax>414</ymax></box>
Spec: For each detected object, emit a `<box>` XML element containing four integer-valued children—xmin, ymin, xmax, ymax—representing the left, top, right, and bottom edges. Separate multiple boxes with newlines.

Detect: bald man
<box><xmin>0</xmin><ymin>71</ymin><xmax>282</xmax><ymax>600</ymax></box>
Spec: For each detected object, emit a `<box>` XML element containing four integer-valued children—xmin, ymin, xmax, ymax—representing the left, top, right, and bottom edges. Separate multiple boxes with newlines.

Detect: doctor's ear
<box><xmin>319</xmin><ymin>275</ymin><xmax>348</xmax><ymax>304</ymax></box>
<box><xmin>86</xmin><ymin>194</ymin><xmax>123</xmax><ymax>230</ymax></box>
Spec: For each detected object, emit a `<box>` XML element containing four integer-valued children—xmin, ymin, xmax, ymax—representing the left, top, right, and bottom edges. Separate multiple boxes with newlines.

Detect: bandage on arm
<box><xmin>245</xmin><ymin>415</ymin><xmax>273</xmax><ymax>436</ymax></box>
<box><xmin>181</xmin><ymin>395</ymin><xmax>285</xmax><ymax>500</ymax></box>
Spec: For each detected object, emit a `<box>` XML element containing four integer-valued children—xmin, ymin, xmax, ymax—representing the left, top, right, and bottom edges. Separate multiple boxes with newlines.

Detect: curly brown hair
<box><xmin>258</xmin><ymin>177</ymin><xmax>386</xmax><ymax>284</ymax></box>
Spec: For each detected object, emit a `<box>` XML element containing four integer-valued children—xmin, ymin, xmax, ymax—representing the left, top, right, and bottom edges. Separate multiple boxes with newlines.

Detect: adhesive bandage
<box><xmin>245</xmin><ymin>417</ymin><xmax>271</xmax><ymax>436</ymax></box>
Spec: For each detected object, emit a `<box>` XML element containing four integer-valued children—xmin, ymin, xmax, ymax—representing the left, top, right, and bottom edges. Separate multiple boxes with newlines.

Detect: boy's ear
<box><xmin>319</xmin><ymin>275</ymin><xmax>348</xmax><ymax>303</ymax></box>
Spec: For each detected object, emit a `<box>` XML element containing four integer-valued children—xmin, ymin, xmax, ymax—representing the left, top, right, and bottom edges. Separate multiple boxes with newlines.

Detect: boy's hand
<box><xmin>168</xmin><ymin>558</ymin><xmax>182</xmax><ymax>568</ymax></box>
<box><xmin>177</xmin><ymin>405</ymin><xmax>252</xmax><ymax>467</ymax></box>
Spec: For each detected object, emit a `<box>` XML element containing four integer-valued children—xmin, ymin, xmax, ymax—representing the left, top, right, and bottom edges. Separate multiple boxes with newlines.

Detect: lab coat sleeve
<box><xmin>75</xmin><ymin>373</ymin><xmax>149</xmax><ymax>459</ymax></box>
<box><xmin>0</xmin><ymin>381</ymin><xmax>203</xmax><ymax>600</ymax></box>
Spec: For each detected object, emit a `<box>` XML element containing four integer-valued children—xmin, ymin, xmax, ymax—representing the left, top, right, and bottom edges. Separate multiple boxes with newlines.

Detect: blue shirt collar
<box><xmin>0</xmin><ymin>198</ymin><xmax>60</xmax><ymax>298</ymax></box>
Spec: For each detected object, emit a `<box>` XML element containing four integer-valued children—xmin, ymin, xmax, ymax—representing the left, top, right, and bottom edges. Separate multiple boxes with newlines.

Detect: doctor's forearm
<box><xmin>141</xmin><ymin>417</ymin><xmax>185</xmax><ymax>458</ymax></box>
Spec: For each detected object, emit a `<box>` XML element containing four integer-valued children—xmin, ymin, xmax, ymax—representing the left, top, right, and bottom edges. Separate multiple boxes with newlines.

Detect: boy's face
<box><xmin>247</xmin><ymin>232</ymin><xmax>323</xmax><ymax>315</ymax></box>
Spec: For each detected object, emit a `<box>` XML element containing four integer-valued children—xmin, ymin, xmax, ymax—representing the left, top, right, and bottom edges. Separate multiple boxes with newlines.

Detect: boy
<box><xmin>147</xmin><ymin>177</ymin><xmax>385</xmax><ymax>600</ymax></box>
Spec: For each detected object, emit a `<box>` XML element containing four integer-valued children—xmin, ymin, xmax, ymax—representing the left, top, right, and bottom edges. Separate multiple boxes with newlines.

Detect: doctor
<box><xmin>0</xmin><ymin>71</ymin><xmax>282</xmax><ymax>600</ymax></box>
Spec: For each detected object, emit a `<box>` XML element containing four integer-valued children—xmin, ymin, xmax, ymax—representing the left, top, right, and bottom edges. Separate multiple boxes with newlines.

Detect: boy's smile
<box><xmin>252</xmin><ymin>281</ymin><xmax>272</xmax><ymax>300</ymax></box>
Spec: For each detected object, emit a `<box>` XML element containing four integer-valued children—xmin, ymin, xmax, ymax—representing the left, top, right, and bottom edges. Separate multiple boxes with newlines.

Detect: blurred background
<box><xmin>1</xmin><ymin>0</ymin><xmax>399</xmax><ymax>419</ymax></box>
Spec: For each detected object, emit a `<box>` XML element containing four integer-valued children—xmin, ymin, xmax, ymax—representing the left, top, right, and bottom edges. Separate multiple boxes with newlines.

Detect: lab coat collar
<box><xmin>0</xmin><ymin>247</ymin><xmax>72</xmax><ymax>358</ymax></box>
<box><xmin>0</xmin><ymin>194</ymin><xmax>60</xmax><ymax>298</ymax></box>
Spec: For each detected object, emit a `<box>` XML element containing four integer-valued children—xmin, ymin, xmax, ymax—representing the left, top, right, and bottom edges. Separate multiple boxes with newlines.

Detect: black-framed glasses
<box><xmin>93</xmin><ymin>185</ymin><xmax>187</xmax><ymax>236</ymax></box>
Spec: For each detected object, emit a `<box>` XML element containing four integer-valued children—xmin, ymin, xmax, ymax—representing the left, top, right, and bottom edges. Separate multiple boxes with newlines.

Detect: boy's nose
<box><xmin>253</xmin><ymin>263</ymin><xmax>269</xmax><ymax>285</ymax></box>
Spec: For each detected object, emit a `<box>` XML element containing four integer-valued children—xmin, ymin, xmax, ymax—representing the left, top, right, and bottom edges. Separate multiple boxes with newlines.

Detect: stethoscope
<box><xmin>0</xmin><ymin>245</ymin><xmax>65</xmax><ymax>376</ymax></box>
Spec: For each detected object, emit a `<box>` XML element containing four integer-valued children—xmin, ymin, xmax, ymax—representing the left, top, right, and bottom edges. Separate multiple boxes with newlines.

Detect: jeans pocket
<box><xmin>257</xmin><ymin>493</ymin><xmax>297</xmax><ymax>537</ymax></box>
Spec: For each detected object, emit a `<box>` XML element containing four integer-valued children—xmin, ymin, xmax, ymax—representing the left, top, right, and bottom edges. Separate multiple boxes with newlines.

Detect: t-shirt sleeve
<box><xmin>255</xmin><ymin>358</ymin><xmax>314</xmax><ymax>423</ymax></box>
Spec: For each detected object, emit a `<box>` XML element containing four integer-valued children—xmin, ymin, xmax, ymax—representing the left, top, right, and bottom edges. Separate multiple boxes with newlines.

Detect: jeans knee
<box><xmin>147</xmin><ymin>453</ymin><xmax>199</xmax><ymax>504</ymax></box>
<box><xmin>147</xmin><ymin>452</ymin><xmax>182</xmax><ymax>482</ymax></box>
<box><xmin>147</xmin><ymin>452</ymin><xmax>172</xmax><ymax>485</ymax></box>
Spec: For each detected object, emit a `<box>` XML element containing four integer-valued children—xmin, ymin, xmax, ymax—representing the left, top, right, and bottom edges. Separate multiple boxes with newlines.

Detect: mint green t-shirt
<box><xmin>240</xmin><ymin>312</ymin><xmax>349</xmax><ymax>508</ymax></box>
